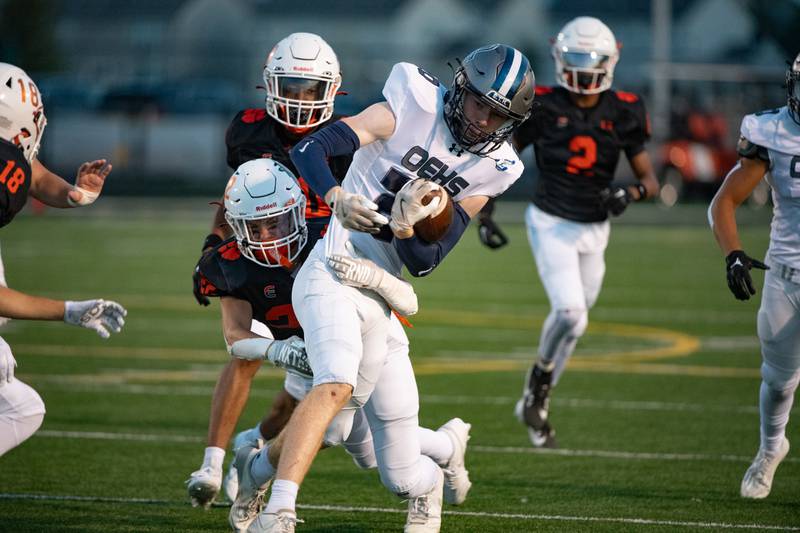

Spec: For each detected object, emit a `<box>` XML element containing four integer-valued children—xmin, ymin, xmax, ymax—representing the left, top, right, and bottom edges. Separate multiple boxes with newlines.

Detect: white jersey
<box><xmin>741</xmin><ymin>106</ymin><xmax>800</xmax><ymax>270</ymax></box>
<box><xmin>324</xmin><ymin>62</ymin><xmax>524</xmax><ymax>275</ymax></box>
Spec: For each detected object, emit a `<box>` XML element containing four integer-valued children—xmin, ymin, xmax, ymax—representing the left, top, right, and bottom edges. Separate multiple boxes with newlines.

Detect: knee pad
<box><xmin>761</xmin><ymin>361</ymin><xmax>800</xmax><ymax>394</ymax></box>
<box><xmin>322</xmin><ymin>408</ymin><xmax>356</xmax><ymax>447</ymax></box>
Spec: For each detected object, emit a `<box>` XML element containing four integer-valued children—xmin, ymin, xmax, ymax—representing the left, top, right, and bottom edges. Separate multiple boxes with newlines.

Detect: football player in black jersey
<box><xmin>0</xmin><ymin>63</ymin><xmax>126</xmax><ymax>457</ymax></box>
<box><xmin>187</xmin><ymin>32</ymin><xmax>349</xmax><ymax>507</ymax></box>
<box><xmin>479</xmin><ymin>18</ymin><xmax>660</xmax><ymax>448</ymax></box>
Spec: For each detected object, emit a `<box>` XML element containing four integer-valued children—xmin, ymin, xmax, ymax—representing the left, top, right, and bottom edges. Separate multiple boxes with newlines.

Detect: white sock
<box><xmin>249</xmin><ymin>444</ymin><xmax>275</xmax><ymax>486</ymax></box>
<box><xmin>418</xmin><ymin>427</ymin><xmax>453</xmax><ymax>467</ymax></box>
<box><xmin>759</xmin><ymin>380</ymin><xmax>795</xmax><ymax>453</ymax></box>
<box><xmin>202</xmin><ymin>446</ymin><xmax>225</xmax><ymax>471</ymax></box>
<box><xmin>265</xmin><ymin>479</ymin><xmax>299</xmax><ymax>513</ymax></box>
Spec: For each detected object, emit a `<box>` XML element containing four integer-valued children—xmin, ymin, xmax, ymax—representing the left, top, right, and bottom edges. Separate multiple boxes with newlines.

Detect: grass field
<box><xmin>0</xmin><ymin>201</ymin><xmax>797</xmax><ymax>532</ymax></box>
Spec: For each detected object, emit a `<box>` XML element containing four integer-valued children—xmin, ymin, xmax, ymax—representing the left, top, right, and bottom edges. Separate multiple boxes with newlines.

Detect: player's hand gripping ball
<box><xmin>413</xmin><ymin>185</ymin><xmax>454</xmax><ymax>243</ymax></box>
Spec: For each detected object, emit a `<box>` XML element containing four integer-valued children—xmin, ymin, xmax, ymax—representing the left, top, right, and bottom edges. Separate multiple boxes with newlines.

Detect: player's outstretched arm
<box><xmin>290</xmin><ymin>104</ymin><xmax>396</xmax><ymax>233</ymax></box>
<box><xmin>709</xmin><ymin>156</ymin><xmax>771</xmax><ymax>300</ymax></box>
<box><xmin>0</xmin><ymin>286</ymin><xmax>126</xmax><ymax>338</ymax></box>
<box><xmin>221</xmin><ymin>297</ymin><xmax>311</xmax><ymax>377</ymax></box>
<box><xmin>29</xmin><ymin>158</ymin><xmax>112</xmax><ymax>208</ymax></box>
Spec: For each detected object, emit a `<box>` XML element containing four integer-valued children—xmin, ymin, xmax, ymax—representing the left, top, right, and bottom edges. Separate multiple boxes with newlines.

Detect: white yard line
<box><xmin>31</xmin><ymin>381</ymin><xmax>761</xmax><ymax>415</ymax></box>
<box><xmin>34</xmin><ymin>430</ymin><xmax>798</xmax><ymax>464</ymax></box>
<box><xmin>0</xmin><ymin>493</ymin><xmax>796</xmax><ymax>531</ymax></box>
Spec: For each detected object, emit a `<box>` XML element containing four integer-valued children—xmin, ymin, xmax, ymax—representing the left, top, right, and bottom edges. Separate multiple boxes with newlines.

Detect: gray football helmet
<box><xmin>444</xmin><ymin>44</ymin><xmax>535</xmax><ymax>155</ymax></box>
<box><xmin>787</xmin><ymin>52</ymin><xmax>800</xmax><ymax>125</ymax></box>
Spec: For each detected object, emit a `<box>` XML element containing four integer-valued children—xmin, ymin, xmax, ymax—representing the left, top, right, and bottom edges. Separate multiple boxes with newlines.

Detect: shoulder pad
<box><xmin>614</xmin><ymin>90</ymin><xmax>640</xmax><ymax>104</ymax></box>
<box><xmin>736</xmin><ymin>136</ymin><xmax>770</xmax><ymax>162</ymax></box>
<box><xmin>239</xmin><ymin>108</ymin><xmax>267</xmax><ymax>124</ymax></box>
<box><xmin>382</xmin><ymin>62</ymin><xmax>440</xmax><ymax>117</ymax></box>
<box><xmin>197</xmin><ymin>240</ymin><xmax>246</xmax><ymax>295</ymax></box>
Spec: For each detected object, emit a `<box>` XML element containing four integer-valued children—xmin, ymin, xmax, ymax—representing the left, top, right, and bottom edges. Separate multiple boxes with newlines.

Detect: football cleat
<box><xmin>436</xmin><ymin>418</ymin><xmax>472</xmax><ymax>505</ymax></box>
<box><xmin>229</xmin><ymin>443</ymin><xmax>271</xmax><ymax>532</ymax></box>
<box><xmin>186</xmin><ymin>465</ymin><xmax>222</xmax><ymax>509</ymax></box>
<box><xmin>741</xmin><ymin>437</ymin><xmax>790</xmax><ymax>499</ymax></box>
<box><xmin>404</xmin><ymin>466</ymin><xmax>444</xmax><ymax>533</ymax></box>
<box><xmin>247</xmin><ymin>509</ymin><xmax>303</xmax><ymax>533</ymax></box>
<box><xmin>515</xmin><ymin>363</ymin><xmax>557</xmax><ymax>448</ymax></box>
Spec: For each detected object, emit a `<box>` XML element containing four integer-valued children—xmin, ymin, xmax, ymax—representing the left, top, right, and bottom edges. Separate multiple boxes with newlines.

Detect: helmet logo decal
<box><xmin>486</xmin><ymin>90</ymin><xmax>511</xmax><ymax>109</ymax></box>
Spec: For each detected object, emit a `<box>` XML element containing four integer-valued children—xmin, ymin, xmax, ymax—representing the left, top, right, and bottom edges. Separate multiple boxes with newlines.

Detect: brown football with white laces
<box><xmin>413</xmin><ymin>184</ymin><xmax>454</xmax><ymax>243</ymax></box>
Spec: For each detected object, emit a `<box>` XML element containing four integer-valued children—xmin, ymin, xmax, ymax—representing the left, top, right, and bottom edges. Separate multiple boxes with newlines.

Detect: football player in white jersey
<box><xmin>244</xmin><ymin>45</ymin><xmax>535</xmax><ymax>532</ymax></box>
<box><xmin>709</xmin><ymin>52</ymin><xmax>800</xmax><ymax>499</ymax></box>
<box><xmin>0</xmin><ymin>63</ymin><xmax>125</xmax><ymax>457</ymax></box>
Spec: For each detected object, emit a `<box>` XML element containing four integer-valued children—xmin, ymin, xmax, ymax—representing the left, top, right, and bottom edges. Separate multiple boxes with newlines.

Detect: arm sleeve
<box><xmin>392</xmin><ymin>201</ymin><xmax>471</xmax><ymax>277</ymax></box>
<box><xmin>289</xmin><ymin>121</ymin><xmax>360</xmax><ymax>198</ymax></box>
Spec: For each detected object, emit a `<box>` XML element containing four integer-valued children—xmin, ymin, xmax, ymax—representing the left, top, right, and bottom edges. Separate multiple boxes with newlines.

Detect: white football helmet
<box><xmin>552</xmin><ymin>17</ymin><xmax>619</xmax><ymax>95</ymax></box>
<box><xmin>0</xmin><ymin>63</ymin><xmax>47</xmax><ymax>162</ymax></box>
<box><xmin>263</xmin><ymin>32</ymin><xmax>341</xmax><ymax>131</ymax></box>
<box><xmin>224</xmin><ymin>159</ymin><xmax>307</xmax><ymax>268</ymax></box>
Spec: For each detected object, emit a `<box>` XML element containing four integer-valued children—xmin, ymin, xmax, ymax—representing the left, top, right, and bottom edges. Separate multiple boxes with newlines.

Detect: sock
<box><xmin>202</xmin><ymin>446</ymin><xmax>225</xmax><ymax>472</ymax></box>
<box><xmin>418</xmin><ymin>427</ymin><xmax>454</xmax><ymax>467</ymax></box>
<box><xmin>249</xmin><ymin>443</ymin><xmax>276</xmax><ymax>486</ymax></box>
<box><xmin>265</xmin><ymin>479</ymin><xmax>299</xmax><ymax>513</ymax></box>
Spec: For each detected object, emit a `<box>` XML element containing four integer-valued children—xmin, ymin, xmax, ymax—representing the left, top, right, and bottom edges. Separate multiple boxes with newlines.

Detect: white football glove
<box><xmin>328</xmin><ymin>247</ymin><xmax>418</xmax><ymax>316</ymax></box>
<box><xmin>0</xmin><ymin>337</ymin><xmax>16</xmax><ymax>387</ymax></box>
<box><xmin>389</xmin><ymin>179</ymin><xmax>443</xmax><ymax>239</ymax></box>
<box><xmin>266</xmin><ymin>335</ymin><xmax>312</xmax><ymax>378</ymax></box>
<box><xmin>64</xmin><ymin>299</ymin><xmax>127</xmax><ymax>339</ymax></box>
<box><xmin>325</xmin><ymin>186</ymin><xmax>389</xmax><ymax>233</ymax></box>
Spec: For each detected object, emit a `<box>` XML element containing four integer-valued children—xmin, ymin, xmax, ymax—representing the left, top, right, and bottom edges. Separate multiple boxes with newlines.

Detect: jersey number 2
<box><xmin>566</xmin><ymin>136</ymin><xmax>597</xmax><ymax>176</ymax></box>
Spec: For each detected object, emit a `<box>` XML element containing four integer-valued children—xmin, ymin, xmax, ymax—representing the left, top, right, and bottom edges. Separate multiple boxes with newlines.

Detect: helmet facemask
<box><xmin>226</xmin><ymin>197</ymin><xmax>308</xmax><ymax>268</ymax></box>
<box><xmin>264</xmin><ymin>72</ymin><xmax>340</xmax><ymax>130</ymax></box>
<box><xmin>445</xmin><ymin>71</ymin><xmax>521</xmax><ymax>156</ymax></box>
<box><xmin>554</xmin><ymin>49</ymin><xmax>616</xmax><ymax>95</ymax></box>
<box><xmin>787</xmin><ymin>57</ymin><xmax>800</xmax><ymax>126</ymax></box>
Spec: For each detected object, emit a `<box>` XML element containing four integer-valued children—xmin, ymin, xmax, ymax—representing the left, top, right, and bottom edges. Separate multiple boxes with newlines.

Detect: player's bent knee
<box><xmin>555</xmin><ymin>308</ymin><xmax>588</xmax><ymax>338</ymax></box>
<box><xmin>761</xmin><ymin>361</ymin><xmax>800</xmax><ymax>393</ymax></box>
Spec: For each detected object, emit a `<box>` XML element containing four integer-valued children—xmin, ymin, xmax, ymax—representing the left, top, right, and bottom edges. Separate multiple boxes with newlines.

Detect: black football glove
<box><xmin>192</xmin><ymin>234</ymin><xmax>223</xmax><ymax>306</ymax></box>
<box><xmin>725</xmin><ymin>250</ymin><xmax>769</xmax><ymax>301</ymax></box>
<box><xmin>477</xmin><ymin>216</ymin><xmax>509</xmax><ymax>250</ymax></box>
<box><xmin>600</xmin><ymin>186</ymin><xmax>632</xmax><ymax>217</ymax></box>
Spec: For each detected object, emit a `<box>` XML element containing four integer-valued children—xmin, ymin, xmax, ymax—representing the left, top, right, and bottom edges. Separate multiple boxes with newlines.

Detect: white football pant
<box><xmin>756</xmin><ymin>266</ymin><xmax>800</xmax><ymax>453</ymax></box>
<box><xmin>525</xmin><ymin>204</ymin><xmax>609</xmax><ymax>384</ymax></box>
<box><xmin>293</xmin><ymin>242</ymin><xmax>440</xmax><ymax>498</ymax></box>
<box><xmin>0</xmin><ymin>242</ymin><xmax>9</xmax><ymax>327</ymax></box>
<box><xmin>0</xmin><ymin>379</ymin><xmax>46</xmax><ymax>456</ymax></box>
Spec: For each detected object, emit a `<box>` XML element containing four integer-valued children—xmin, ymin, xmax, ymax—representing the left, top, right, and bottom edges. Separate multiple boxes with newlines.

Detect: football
<box><xmin>413</xmin><ymin>185</ymin><xmax>454</xmax><ymax>243</ymax></box>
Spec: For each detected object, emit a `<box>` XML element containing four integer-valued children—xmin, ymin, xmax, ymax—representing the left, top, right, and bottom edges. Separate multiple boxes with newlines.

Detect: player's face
<box><xmin>247</xmin><ymin>215</ymin><xmax>293</xmax><ymax>243</ymax></box>
<box><xmin>461</xmin><ymin>92</ymin><xmax>511</xmax><ymax>136</ymax></box>
<box><xmin>280</xmin><ymin>78</ymin><xmax>325</xmax><ymax>102</ymax></box>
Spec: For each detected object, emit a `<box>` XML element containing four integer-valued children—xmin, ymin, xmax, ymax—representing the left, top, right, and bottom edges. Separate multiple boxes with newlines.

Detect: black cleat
<box><xmin>515</xmin><ymin>363</ymin><xmax>557</xmax><ymax>448</ymax></box>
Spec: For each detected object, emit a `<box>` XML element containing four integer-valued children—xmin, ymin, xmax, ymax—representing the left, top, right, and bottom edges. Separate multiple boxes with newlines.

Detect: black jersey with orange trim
<box><xmin>196</xmin><ymin>219</ymin><xmax>327</xmax><ymax>340</ymax></box>
<box><xmin>0</xmin><ymin>139</ymin><xmax>32</xmax><ymax>228</ymax></box>
<box><xmin>225</xmin><ymin>109</ymin><xmax>351</xmax><ymax>220</ymax></box>
<box><xmin>514</xmin><ymin>86</ymin><xmax>650</xmax><ymax>223</ymax></box>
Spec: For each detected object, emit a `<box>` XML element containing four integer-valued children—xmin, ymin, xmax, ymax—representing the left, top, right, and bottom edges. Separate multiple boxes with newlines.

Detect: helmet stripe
<box><xmin>506</xmin><ymin>53</ymin><xmax>530</xmax><ymax>101</ymax></box>
<box><xmin>496</xmin><ymin>48</ymin><xmax>523</xmax><ymax>98</ymax></box>
<box><xmin>491</xmin><ymin>46</ymin><xmax>516</xmax><ymax>94</ymax></box>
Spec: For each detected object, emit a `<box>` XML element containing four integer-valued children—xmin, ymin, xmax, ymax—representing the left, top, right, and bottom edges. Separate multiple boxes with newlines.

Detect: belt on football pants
<box><xmin>774</xmin><ymin>261</ymin><xmax>800</xmax><ymax>285</ymax></box>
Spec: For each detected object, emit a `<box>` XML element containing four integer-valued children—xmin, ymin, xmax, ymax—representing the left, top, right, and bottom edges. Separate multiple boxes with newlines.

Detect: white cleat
<box><xmin>186</xmin><ymin>465</ymin><xmax>222</xmax><ymax>509</ymax></box>
<box><xmin>437</xmin><ymin>418</ymin><xmax>472</xmax><ymax>505</ymax></box>
<box><xmin>247</xmin><ymin>509</ymin><xmax>302</xmax><ymax>533</ymax></box>
<box><xmin>741</xmin><ymin>437</ymin><xmax>790</xmax><ymax>499</ymax></box>
<box><xmin>225</xmin><ymin>428</ymin><xmax>264</xmax><ymax>502</ymax></box>
<box><xmin>404</xmin><ymin>466</ymin><xmax>444</xmax><ymax>533</ymax></box>
<box><xmin>229</xmin><ymin>444</ymin><xmax>271</xmax><ymax>532</ymax></box>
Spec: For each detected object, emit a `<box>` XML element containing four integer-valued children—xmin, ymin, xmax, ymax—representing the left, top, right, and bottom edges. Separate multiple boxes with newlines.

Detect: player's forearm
<box><xmin>0</xmin><ymin>286</ymin><xmax>65</xmax><ymax>320</ymax></box>
<box><xmin>709</xmin><ymin>195</ymin><xmax>743</xmax><ymax>255</ymax></box>
<box><xmin>29</xmin><ymin>162</ymin><xmax>73</xmax><ymax>208</ymax></box>
<box><xmin>393</xmin><ymin>202</ymin><xmax>470</xmax><ymax>277</ymax></box>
